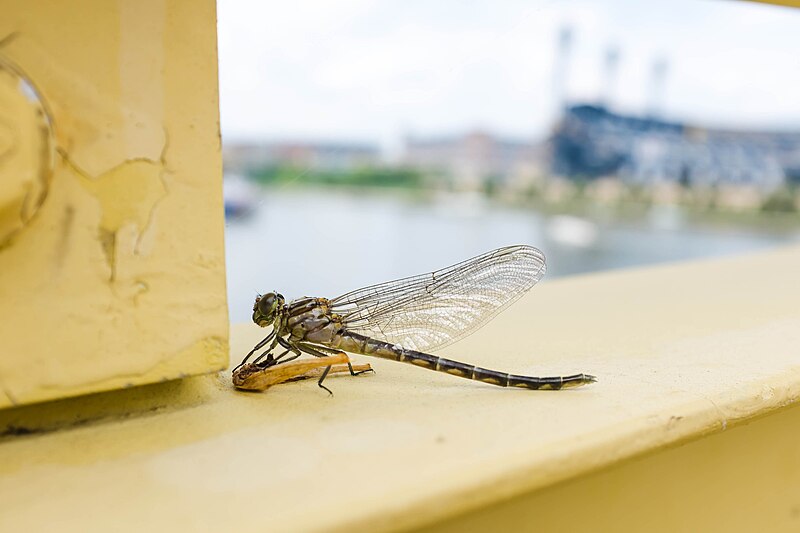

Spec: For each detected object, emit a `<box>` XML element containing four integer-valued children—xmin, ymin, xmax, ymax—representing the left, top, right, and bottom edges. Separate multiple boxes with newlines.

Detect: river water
<box><xmin>225</xmin><ymin>187</ymin><xmax>800</xmax><ymax>323</ymax></box>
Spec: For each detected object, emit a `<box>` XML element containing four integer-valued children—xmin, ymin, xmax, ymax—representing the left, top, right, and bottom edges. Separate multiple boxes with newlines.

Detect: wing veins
<box><xmin>329</xmin><ymin>245</ymin><xmax>546</xmax><ymax>352</ymax></box>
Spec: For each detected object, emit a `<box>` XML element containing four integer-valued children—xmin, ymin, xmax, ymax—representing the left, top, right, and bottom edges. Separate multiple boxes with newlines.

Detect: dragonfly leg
<box><xmin>254</xmin><ymin>334</ymin><xmax>309</xmax><ymax>367</ymax></box>
<box><xmin>234</xmin><ymin>329</ymin><xmax>277</xmax><ymax>372</ymax></box>
<box><xmin>317</xmin><ymin>364</ymin><xmax>333</xmax><ymax>396</ymax></box>
<box><xmin>253</xmin><ymin>347</ymin><xmax>283</xmax><ymax>366</ymax></box>
<box><xmin>295</xmin><ymin>342</ymin><xmax>340</xmax><ymax>357</ymax></box>
<box><xmin>277</xmin><ymin>336</ymin><xmax>303</xmax><ymax>357</ymax></box>
<box><xmin>249</xmin><ymin>336</ymin><xmax>303</xmax><ymax>368</ymax></box>
<box><xmin>296</xmin><ymin>343</ymin><xmax>374</xmax><ymax>377</ymax></box>
<box><xmin>292</xmin><ymin>342</ymin><xmax>336</xmax><ymax>394</ymax></box>
<box><xmin>250</xmin><ymin>335</ymin><xmax>296</xmax><ymax>367</ymax></box>
<box><xmin>273</xmin><ymin>353</ymin><xmax>301</xmax><ymax>366</ymax></box>
<box><xmin>347</xmin><ymin>362</ymin><xmax>373</xmax><ymax>377</ymax></box>
<box><xmin>254</xmin><ymin>348</ymin><xmax>294</xmax><ymax>367</ymax></box>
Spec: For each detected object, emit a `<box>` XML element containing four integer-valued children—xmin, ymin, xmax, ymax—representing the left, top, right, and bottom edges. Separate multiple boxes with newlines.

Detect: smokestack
<box><xmin>601</xmin><ymin>45</ymin><xmax>620</xmax><ymax>109</ymax></box>
<box><xmin>552</xmin><ymin>25</ymin><xmax>574</xmax><ymax>114</ymax></box>
<box><xmin>647</xmin><ymin>56</ymin><xmax>669</xmax><ymax>118</ymax></box>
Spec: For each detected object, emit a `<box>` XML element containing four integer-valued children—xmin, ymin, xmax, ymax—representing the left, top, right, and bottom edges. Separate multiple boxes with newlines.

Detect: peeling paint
<box><xmin>58</xmin><ymin>147</ymin><xmax>168</xmax><ymax>281</ymax></box>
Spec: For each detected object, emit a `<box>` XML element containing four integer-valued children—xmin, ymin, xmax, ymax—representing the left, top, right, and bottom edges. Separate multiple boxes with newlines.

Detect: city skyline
<box><xmin>218</xmin><ymin>0</ymin><xmax>800</xmax><ymax>152</ymax></box>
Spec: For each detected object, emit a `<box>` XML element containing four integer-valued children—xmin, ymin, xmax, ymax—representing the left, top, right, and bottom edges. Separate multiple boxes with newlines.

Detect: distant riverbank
<box><xmin>225</xmin><ymin>186</ymin><xmax>800</xmax><ymax>322</ymax></box>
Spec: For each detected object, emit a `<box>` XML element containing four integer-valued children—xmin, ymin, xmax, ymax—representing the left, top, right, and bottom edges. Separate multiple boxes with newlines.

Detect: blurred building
<box><xmin>223</xmin><ymin>141</ymin><xmax>379</xmax><ymax>173</ymax></box>
<box><xmin>552</xmin><ymin>104</ymin><xmax>800</xmax><ymax>191</ymax></box>
<box><xmin>402</xmin><ymin>130</ymin><xmax>545</xmax><ymax>189</ymax></box>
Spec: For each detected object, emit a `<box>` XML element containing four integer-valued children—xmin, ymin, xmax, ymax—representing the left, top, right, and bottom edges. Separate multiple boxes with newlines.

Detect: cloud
<box><xmin>218</xmin><ymin>0</ymin><xmax>800</xmax><ymax>144</ymax></box>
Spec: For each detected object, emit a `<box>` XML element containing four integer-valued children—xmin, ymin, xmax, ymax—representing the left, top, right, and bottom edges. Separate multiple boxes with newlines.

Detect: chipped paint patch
<box><xmin>62</xmin><ymin>151</ymin><xmax>168</xmax><ymax>280</ymax></box>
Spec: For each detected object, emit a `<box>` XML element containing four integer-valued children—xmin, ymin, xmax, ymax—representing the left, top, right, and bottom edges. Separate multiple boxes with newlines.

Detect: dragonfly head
<box><xmin>252</xmin><ymin>291</ymin><xmax>284</xmax><ymax>327</ymax></box>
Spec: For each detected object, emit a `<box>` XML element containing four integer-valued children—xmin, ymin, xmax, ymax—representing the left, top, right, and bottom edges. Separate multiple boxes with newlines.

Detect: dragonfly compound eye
<box><xmin>257</xmin><ymin>292</ymin><xmax>278</xmax><ymax>318</ymax></box>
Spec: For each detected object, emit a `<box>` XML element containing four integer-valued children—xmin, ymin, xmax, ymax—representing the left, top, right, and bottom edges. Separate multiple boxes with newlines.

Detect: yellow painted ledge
<box><xmin>0</xmin><ymin>246</ymin><xmax>799</xmax><ymax>532</ymax></box>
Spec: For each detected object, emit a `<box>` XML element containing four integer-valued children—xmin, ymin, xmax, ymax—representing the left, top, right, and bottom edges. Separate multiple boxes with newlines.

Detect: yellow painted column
<box><xmin>0</xmin><ymin>0</ymin><xmax>228</xmax><ymax>408</ymax></box>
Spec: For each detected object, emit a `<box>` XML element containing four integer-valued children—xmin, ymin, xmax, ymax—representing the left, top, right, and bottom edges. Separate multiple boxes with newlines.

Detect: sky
<box><xmin>217</xmin><ymin>0</ymin><xmax>800</xmax><ymax>152</ymax></box>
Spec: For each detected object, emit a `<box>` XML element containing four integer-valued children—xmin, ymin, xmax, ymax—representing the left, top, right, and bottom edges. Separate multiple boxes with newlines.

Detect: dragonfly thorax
<box><xmin>253</xmin><ymin>291</ymin><xmax>285</xmax><ymax>327</ymax></box>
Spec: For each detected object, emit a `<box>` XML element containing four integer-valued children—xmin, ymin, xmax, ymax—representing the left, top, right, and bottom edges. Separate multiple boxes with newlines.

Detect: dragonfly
<box><xmin>234</xmin><ymin>245</ymin><xmax>596</xmax><ymax>394</ymax></box>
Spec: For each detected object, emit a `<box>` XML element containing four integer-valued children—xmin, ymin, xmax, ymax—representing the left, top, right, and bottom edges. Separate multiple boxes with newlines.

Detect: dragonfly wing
<box><xmin>329</xmin><ymin>245</ymin><xmax>546</xmax><ymax>352</ymax></box>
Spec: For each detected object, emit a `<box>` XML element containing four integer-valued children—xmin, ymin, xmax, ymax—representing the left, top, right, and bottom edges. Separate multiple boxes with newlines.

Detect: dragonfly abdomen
<box><xmin>335</xmin><ymin>332</ymin><xmax>595</xmax><ymax>390</ymax></box>
<box><xmin>410</xmin><ymin>352</ymin><xmax>593</xmax><ymax>390</ymax></box>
